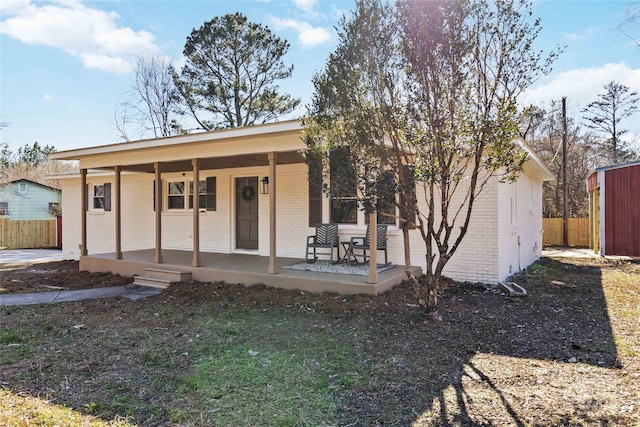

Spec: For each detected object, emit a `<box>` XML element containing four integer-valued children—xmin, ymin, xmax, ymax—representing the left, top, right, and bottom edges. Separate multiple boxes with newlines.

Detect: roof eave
<box><xmin>516</xmin><ymin>137</ymin><xmax>554</xmax><ymax>181</ymax></box>
<box><xmin>49</xmin><ymin>119</ymin><xmax>303</xmax><ymax>161</ymax></box>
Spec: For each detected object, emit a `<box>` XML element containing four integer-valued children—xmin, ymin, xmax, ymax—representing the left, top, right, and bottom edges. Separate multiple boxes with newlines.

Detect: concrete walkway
<box><xmin>542</xmin><ymin>247</ymin><xmax>600</xmax><ymax>259</ymax></box>
<box><xmin>0</xmin><ymin>249</ymin><xmax>63</xmax><ymax>264</ymax></box>
<box><xmin>0</xmin><ymin>285</ymin><xmax>163</xmax><ymax>307</ymax></box>
<box><xmin>542</xmin><ymin>247</ymin><xmax>632</xmax><ymax>260</ymax></box>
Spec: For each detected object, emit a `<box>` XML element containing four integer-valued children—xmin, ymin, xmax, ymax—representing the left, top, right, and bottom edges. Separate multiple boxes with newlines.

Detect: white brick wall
<box><xmin>497</xmin><ymin>173</ymin><xmax>544</xmax><ymax>280</ymax></box>
<box><xmin>60</xmin><ymin>164</ymin><xmax>544</xmax><ymax>285</ymax></box>
<box><xmin>61</xmin><ymin>178</ymin><xmax>82</xmax><ymax>259</ymax></box>
<box><xmin>403</xmin><ymin>178</ymin><xmax>500</xmax><ymax>283</ymax></box>
<box><xmin>61</xmin><ymin>165</ymin><xmax>312</xmax><ymax>260</ymax></box>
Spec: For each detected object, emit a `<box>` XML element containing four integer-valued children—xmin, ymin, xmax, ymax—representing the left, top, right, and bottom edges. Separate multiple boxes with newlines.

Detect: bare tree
<box><xmin>619</xmin><ymin>1</ymin><xmax>640</xmax><ymax>49</ymax></box>
<box><xmin>115</xmin><ymin>55</ymin><xmax>181</xmax><ymax>141</ymax></box>
<box><xmin>523</xmin><ymin>103</ymin><xmax>599</xmax><ymax>218</ymax></box>
<box><xmin>0</xmin><ymin>142</ymin><xmax>77</xmax><ymax>188</ymax></box>
<box><xmin>582</xmin><ymin>81</ymin><xmax>639</xmax><ymax>164</ymax></box>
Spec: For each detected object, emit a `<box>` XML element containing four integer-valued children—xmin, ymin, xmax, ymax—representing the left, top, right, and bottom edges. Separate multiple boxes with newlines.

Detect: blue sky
<box><xmin>1</xmin><ymin>0</ymin><xmax>638</xmax><ymax>153</ymax></box>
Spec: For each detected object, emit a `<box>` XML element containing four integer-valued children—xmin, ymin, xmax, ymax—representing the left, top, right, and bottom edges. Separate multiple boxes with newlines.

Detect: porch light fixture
<box><xmin>260</xmin><ymin>176</ymin><xmax>269</xmax><ymax>194</ymax></box>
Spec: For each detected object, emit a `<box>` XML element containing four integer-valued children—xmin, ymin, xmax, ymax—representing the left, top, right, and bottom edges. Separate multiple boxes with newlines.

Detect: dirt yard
<box><xmin>1</xmin><ymin>256</ymin><xmax>638</xmax><ymax>426</ymax></box>
<box><xmin>0</xmin><ymin>260</ymin><xmax>132</xmax><ymax>294</ymax></box>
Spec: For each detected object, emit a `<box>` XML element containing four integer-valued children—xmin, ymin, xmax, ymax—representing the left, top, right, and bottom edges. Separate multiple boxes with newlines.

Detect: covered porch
<box><xmin>81</xmin><ymin>250</ymin><xmax>421</xmax><ymax>295</ymax></box>
<box><xmin>51</xmin><ymin>120</ymin><xmax>403</xmax><ymax>290</ymax></box>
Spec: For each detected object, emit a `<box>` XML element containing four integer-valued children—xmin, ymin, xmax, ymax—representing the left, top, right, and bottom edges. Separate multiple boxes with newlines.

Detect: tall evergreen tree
<box><xmin>174</xmin><ymin>13</ymin><xmax>300</xmax><ymax>130</ymax></box>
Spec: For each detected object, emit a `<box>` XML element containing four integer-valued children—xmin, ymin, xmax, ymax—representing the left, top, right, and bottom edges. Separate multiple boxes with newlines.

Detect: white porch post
<box><xmin>192</xmin><ymin>158</ymin><xmax>201</xmax><ymax>267</ymax></box>
<box><xmin>80</xmin><ymin>168</ymin><xmax>87</xmax><ymax>256</ymax></box>
<box><xmin>368</xmin><ymin>211</ymin><xmax>378</xmax><ymax>284</ymax></box>
<box><xmin>114</xmin><ymin>165</ymin><xmax>122</xmax><ymax>260</ymax></box>
<box><xmin>154</xmin><ymin>162</ymin><xmax>163</xmax><ymax>264</ymax></box>
<box><xmin>268</xmin><ymin>152</ymin><xmax>278</xmax><ymax>274</ymax></box>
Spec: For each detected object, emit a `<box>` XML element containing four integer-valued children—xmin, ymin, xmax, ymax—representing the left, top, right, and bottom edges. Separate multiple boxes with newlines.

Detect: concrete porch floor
<box><xmin>81</xmin><ymin>249</ymin><xmax>422</xmax><ymax>295</ymax></box>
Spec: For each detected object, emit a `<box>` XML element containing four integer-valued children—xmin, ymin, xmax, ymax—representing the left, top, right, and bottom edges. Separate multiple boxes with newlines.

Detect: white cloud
<box><xmin>43</xmin><ymin>94</ymin><xmax>54</xmax><ymax>101</ymax></box>
<box><xmin>0</xmin><ymin>0</ymin><xmax>28</xmax><ymax>13</ymax></box>
<box><xmin>523</xmin><ymin>63</ymin><xmax>640</xmax><ymax>109</ymax></box>
<box><xmin>292</xmin><ymin>0</ymin><xmax>317</xmax><ymax>13</ymax></box>
<box><xmin>0</xmin><ymin>0</ymin><xmax>160</xmax><ymax>74</ymax></box>
<box><xmin>562</xmin><ymin>27</ymin><xmax>599</xmax><ymax>42</ymax></box>
<box><xmin>268</xmin><ymin>16</ymin><xmax>332</xmax><ymax>49</ymax></box>
<box><xmin>524</xmin><ymin>63</ymin><xmax>640</xmax><ymax>146</ymax></box>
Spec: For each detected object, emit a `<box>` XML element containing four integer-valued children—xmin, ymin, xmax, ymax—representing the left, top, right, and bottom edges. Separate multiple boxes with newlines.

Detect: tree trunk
<box><xmin>407</xmin><ymin>272</ymin><xmax>442</xmax><ymax>321</ymax></box>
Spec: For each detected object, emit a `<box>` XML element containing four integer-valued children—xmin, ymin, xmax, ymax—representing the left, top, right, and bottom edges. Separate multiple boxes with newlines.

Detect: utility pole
<box><xmin>562</xmin><ymin>97</ymin><xmax>568</xmax><ymax>247</ymax></box>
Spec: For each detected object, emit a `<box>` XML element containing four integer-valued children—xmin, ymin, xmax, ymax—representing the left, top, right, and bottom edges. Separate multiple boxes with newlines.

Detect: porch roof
<box><xmin>49</xmin><ymin>120</ymin><xmax>306</xmax><ymax>172</ymax></box>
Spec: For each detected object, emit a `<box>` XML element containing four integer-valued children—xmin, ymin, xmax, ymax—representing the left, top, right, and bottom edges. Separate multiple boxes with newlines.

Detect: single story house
<box><xmin>49</xmin><ymin>120</ymin><xmax>553</xmax><ymax>294</ymax></box>
<box><xmin>588</xmin><ymin>160</ymin><xmax>640</xmax><ymax>257</ymax></box>
<box><xmin>0</xmin><ymin>179</ymin><xmax>61</xmax><ymax>220</ymax></box>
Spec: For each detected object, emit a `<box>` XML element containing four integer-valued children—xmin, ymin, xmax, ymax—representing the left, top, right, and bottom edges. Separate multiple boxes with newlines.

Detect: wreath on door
<box><xmin>241</xmin><ymin>185</ymin><xmax>256</xmax><ymax>202</ymax></box>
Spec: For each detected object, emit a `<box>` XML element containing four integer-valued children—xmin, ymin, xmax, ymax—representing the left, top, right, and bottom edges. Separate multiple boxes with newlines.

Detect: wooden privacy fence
<box><xmin>0</xmin><ymin>218</ymin><xmax>58</xmax><ymax>249</ymax></box>
<box><xmin>543</xmin><ymin>218</ymin><xmax>590</xmax><ymax>247</ymax></box>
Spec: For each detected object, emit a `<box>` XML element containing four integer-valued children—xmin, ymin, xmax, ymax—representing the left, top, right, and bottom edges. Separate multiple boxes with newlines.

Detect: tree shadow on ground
<box><xmin>337</xmin><ymin>257</ymin><xmax>629</xmax><ymax>426</ymax></box>
<box><xmin>0</xmin><ymin>257</ymin><xmax>635</xmax><ymax>426</ymax></box>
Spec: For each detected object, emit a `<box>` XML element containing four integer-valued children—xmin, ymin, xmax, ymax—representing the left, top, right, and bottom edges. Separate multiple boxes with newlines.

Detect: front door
<box><xmin>236</xmin><ymin>177</ymin><xmax>259</xmax><ymax>250</ymax></box>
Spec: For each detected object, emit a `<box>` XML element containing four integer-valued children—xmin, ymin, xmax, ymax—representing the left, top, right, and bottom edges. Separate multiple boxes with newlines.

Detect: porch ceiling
<box><xmin>95</xmin><ymin>151</ymin><xmax>305</xmax><ymax>173</ymax></box>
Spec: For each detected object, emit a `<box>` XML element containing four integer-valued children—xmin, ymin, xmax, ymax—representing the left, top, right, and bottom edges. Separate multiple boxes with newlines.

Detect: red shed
<box><xmin>587</xmin><ymin>160</ymin><xmax>640</xmax><ymax>257</ymax></box>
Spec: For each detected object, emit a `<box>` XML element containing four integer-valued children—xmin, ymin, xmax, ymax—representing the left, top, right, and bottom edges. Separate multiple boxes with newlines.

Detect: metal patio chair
<box><xmin>346</xmin><ymin>224</ymin><xmax>389</xmax><ymax>265</ymax></box>
<box><xmin>305</xmin><ymin>223</ymin><xmax>340</xmax><ymax>264</ymax></box>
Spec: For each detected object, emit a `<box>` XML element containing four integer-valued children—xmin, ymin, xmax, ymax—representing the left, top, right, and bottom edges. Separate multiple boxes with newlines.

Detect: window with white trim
<box><xmin>93</xmin><ymin>184</ymin><xmax>105</xmax><ymax>209</ymax></box>
<box><xmin>90</xmin><ymin>183</ymin><xmax>111</xmax><ymax>211</ymax></box>
<box><xmin>166</xmin><ymin>178</ymin><xmax>216</xmax><ymax>211</ymax></box>
<box><xmin>167</xmin><ymin>181</ymin><xmax>186</xmax><ymax>209</ymax></box>
<box><xmin>312</xmin><ymin>148</ymin><xmax>400</xmax><ymax>226</ymax></box>
<box><xmin>329</xmin><ymin>147</ymin><xmax>357</xmax><ymax>224</ymax></box>
<box><xmin>189</xmin><ymin>180</ymin><xmax>206</xmax><ymax>209</ymax></box>
<box><xmin>0</xmin><ymin>201</ymin><xmax>8</xmax><ymax>215</ymax></box>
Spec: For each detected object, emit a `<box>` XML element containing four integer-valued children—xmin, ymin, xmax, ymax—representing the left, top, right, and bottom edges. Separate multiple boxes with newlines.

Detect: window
<box><xmin>90</xmin><ymin>183</ymin><xmax>111</xmax><ymax>211</ymax></box>
<box><xmin>0</xmin><ymin>201</ymin><xmax>8</xmax><ymax>215</ymax></box>
<box><xmin>93</xmin><ymin>185</ymin><xmax>105</xmax><ymax>209</ymax></box>
<box><xmin>18</xmin><ymin>183</ymin><xmax>27</xmax><ymax>194</ymax></box>
<box><xmin>189</xmin><ymin>180</ymin><xmax>206</xmax><ymax>209</ymax></box>
<box><xmin>329</xmin><ymin>148</ymin><xmax>357</xmax><ymax>224</ymax></box>
<box><xmin>168</xmin><ymin>181</ymin><xmax>186</xmax><ymax>209</ymax></box>
<box><xmin>48</xmin><ymin>202</ymin><xmax>60</xmax><ymax>216</ymax></box>
<box><xmin>367</xmin><ymin>170</ymin><xmax>396</xmax><ymax>225</ymax></box>
<box><xmin>399</xmin><ymin>165</ymin><xmax>417</xmax><ymax>230</ymax></box>
<box><xmin>167</xmin><ymin>177</ymin><xmax>216</xmax><ymax>211</ymax></box>
<box><xmin>316</xmin><ymin>148</ymin><xmax>399</xmax><ymax>226</ymax></box>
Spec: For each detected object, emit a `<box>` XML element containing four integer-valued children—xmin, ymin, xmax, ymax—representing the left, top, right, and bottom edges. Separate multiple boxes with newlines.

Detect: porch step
<box><xmin>132</xmin><ymin>276</ymin><xmax>174</xmax><ymax>289</ymax></box>
<box><xmin>132</xmin><ymin>268</ymin><xmax>191</xmax><ymax>289</ymax></box>
<box><xmin>144</xmin><ymin>268</ymin><xmax>191</xmax><ymax>282</ymax></box>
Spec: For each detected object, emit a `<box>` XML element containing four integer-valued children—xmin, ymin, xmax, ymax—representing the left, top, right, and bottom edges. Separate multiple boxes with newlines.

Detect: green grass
<box><xmin>1</xmin><ymin>258</ymin><xmax>638</xmax><ymax>426</ymax></box>
<box><xmin>0</xmin><ymin>328</ymin><xmax>22</xmax><ymax>344</ymax></box>
<box><xmin>177</xmin><ymin>310</ymin><xmax>365</xmax><ymax>426</ymax></box>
